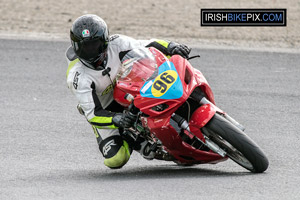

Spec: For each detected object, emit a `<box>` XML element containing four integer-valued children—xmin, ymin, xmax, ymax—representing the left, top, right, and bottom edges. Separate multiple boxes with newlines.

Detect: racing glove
<box><xmin>167</xmin><ymin>42</ymin><xmax>191</xmax><ymax>59</ymax></box>
<box><xmin>112</xmin><ymin>112</ymin><xmax>137</xmax><ymax>128</ymax></box>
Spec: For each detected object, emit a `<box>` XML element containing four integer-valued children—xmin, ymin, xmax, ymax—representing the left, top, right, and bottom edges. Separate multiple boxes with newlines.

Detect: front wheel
<box><xmin>202</xmin><ymin>113</ymin><xmax>269</xmax><ymax>173</ymax></box>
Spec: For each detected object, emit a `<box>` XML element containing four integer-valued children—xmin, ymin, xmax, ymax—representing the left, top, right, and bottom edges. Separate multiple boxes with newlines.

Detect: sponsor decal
<box><xmin>103</xmin><ymin>139</ymin><xmax>116</xmax><ymax>156</ymax></box>
<box><xmin>101</xmin><ymin>84</ymin><xmax>113</xmax><ymax>95</ymax></box>
<box><xmin>109</xmin><ymin>34</ymin><xmax>119</xmax><ymax>41</ymax></box>
<box><xmin>73</xmin><ymin>71</ymin><xmax>80</xmax><ymax>89</ymax></box>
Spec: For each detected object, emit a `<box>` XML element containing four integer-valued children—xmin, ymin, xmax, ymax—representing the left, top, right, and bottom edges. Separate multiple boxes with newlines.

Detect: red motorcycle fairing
<box><xmin>114</xmin><ymin>48</ymin><xmax>216</xmax><ymax>110</ymax></box>
<box><xmin>141</xmin><ymin>114</ymin><xmax>227</xmax><ymax>164</ymax></box>
<box><xmin>169</xmin><ymin>54</ymin><xmax>216</xmax><ymax>103</ymax></box>
<box><xmin>132</xmin><ymin>54</ymin><xmax>216</xmax><ymax>117</ymax></box>
<box><xmin>114</xmin><ymin>47</ymin><xmax>227</xmax><ymax>164</ymax></box>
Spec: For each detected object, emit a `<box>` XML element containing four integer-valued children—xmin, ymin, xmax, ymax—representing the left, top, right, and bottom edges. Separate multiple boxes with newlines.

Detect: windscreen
<box><xmin>117</xmin><ymin>48</ymin><xmax>158</xmax><ymax>82</ymax></box>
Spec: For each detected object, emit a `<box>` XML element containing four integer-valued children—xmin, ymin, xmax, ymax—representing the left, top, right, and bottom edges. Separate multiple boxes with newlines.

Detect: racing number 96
<box><xmin>152</xmin><ymin>71</ymin><xmax>177</xmax><ymax>97</ymax></box>
<box><xmin>153</xmin><ymin>80</ymin><xmax>167</xmax><ymax>93</ymax></box>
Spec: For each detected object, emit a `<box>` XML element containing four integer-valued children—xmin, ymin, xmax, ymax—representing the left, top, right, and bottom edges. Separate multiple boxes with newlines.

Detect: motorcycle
<box><xmin>113</xmin><ymin>47</ymin><xmax>269</xmax><ymax>173</ymax></box>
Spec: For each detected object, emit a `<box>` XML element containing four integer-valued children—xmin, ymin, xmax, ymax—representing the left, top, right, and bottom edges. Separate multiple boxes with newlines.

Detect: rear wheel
<box><xmin>202</xmin><ymin>113</ymin><xmax>269</xmax><ymax>173</ymax></box>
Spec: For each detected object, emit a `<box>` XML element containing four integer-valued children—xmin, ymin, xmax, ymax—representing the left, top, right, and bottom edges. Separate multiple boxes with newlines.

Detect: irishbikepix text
<box><xmin>201</xmin><ymin>9</ymin><xmax>286</xmax><ymax>26</ymax></box>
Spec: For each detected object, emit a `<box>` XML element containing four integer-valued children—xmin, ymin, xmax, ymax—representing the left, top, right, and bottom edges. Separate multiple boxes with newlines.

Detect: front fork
<box><xmin>172</xmin><ymin>111</ymin><xmax>227</xmax><ymax>157</ymax></box>
<box><xmin>171</xmin><ymin>96</ymin><xmax>245</xmax><ymax>157</ymax></box>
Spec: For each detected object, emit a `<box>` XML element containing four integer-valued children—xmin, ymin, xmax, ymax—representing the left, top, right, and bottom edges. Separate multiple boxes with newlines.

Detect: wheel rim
<box><xmin>207</xmin><ymin>130</ymin><xmax>254</xmax><ymax>170</ymax></box>
<box><xmin>226</xmin><ymin>146</ymin><xmax>254</xmax><ymax>170</ymax></box>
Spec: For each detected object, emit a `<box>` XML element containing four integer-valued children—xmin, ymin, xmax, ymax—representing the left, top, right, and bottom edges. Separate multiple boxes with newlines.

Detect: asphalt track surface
<box><xmin>0</xmin><ymin>39</ymin><xmax>299</xmax><ymax>200</ymax></box>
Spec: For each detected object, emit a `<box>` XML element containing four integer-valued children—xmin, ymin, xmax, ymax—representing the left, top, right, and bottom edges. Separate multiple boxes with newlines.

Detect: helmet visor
<box><xmin>77</xmin><ymin>38</ymin><xmax>107</xmax><ymax>62</ymax></box>
<box><xmin>80</xmin><ymin>51</ymin><xmax>108</xmax><ymax>70</ymax></box>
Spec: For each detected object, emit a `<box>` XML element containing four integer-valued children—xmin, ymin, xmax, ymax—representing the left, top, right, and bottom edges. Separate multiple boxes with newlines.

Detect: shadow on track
<box><xmin>19</xmin><ymin>164</ymin><xmax>257</xmax><ymax>184</ymax></box>
<box><xmin>88</xmin><ymin>165</ymin><xmax>253</xmax><ymax>181</ymax></box>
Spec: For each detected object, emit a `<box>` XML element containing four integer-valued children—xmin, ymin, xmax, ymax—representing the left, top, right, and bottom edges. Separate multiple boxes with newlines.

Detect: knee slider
<box><xmin>99</xmin><ymin>136</ymin><xmax>131</xmax><ymax>169</ymax></box>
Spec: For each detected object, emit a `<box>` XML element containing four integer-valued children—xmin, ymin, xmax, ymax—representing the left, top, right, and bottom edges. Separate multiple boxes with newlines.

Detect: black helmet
<box><xmin>70</xmin><ymin>14</ymin><xmax>109</xmax><ymax>70</ymax></box>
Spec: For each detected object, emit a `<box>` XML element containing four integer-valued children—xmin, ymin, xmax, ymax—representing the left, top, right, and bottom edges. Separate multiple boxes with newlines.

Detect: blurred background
<box><xmin>0</xmin><ymin>0</ymin><xmax>299</xmax><ymax>49</ymax></box>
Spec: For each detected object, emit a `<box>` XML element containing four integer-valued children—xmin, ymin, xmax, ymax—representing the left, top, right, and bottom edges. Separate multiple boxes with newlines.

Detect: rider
<box><xmin>66</xmin><ymin>14</ymin><xmax>191</xmax><ymax>169</ymax></box>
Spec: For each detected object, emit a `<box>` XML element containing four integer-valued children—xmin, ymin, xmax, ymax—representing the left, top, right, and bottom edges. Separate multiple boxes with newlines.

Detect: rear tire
<box><xmin>202</xmin><ymin>113</ymin><xmax>269</xmax><ymax>173</ymax></box>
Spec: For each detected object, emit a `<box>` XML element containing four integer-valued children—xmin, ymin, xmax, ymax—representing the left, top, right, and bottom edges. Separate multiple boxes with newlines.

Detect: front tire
<box><xmin>202</xmin><ymin>113</ymin><xmax>269</xmax><ymax>173</ymax></box>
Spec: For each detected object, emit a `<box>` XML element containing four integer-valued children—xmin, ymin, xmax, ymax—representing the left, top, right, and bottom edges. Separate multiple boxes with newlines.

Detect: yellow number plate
<box><xmin>151</xmin><ymin>70</ymin><xmax>178</xmax><ymax>97</ymax></box>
